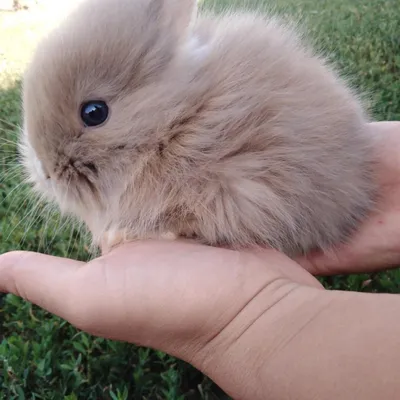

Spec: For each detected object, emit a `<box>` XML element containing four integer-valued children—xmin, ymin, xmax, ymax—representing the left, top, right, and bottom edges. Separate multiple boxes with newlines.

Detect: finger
<box><xmin>368</xmin><ymin>121</ymin><xmax>400</xmax><ymax>131</ymax></box>
<box><xmin>298</xmin><ymin>121</ymin><xmax>400</xmax><ymax>276</ymax></box>
<box><xmin>0</xmin><ymin>251</ymin><xmax>84</xmax><ymax>320</ymax></box>
<box><xmin>298</xmin><ymin>247</ymin><xmax>400</xmax><ymax>276</ymax></box>
<box><xmin>369</xmin><ymin>121</ymin><xmax>400</xmax><ymax>185</ymax></box>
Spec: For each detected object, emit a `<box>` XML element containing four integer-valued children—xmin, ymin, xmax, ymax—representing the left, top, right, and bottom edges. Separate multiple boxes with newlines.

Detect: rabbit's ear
<box><xmin>176</xmin><ymin>0</ymin><xmax>198</xmax><ymax>32</ymax></box>
<box><xmin>161</xmin><ymin>0</ymin><xmax>198</xmax><ymax>36</ymax></box>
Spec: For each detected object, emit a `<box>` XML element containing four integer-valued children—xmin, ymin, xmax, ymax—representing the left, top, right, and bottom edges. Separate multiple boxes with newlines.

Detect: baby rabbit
<box><xmin>20</xmin><ymin>0</ymin><xmax>377</xmax><ymax>256</ymax></box>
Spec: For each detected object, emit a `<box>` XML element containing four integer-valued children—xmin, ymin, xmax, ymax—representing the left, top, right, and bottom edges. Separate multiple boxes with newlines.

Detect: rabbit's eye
<box><xmin>80</xmin><ymin>101</ymin><xmax>109</xmax><ymax>127</ymax></box>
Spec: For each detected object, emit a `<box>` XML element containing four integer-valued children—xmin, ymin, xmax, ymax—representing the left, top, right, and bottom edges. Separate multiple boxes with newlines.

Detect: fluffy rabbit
<box><xmin>20</xmin><ymin>0</ymin><xmax>377</xmax><ymax>256</ymax></box>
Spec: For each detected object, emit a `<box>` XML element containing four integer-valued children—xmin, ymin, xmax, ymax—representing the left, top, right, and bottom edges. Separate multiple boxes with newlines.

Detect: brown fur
<box><xmin>20</xmin><ymin>0</ymin><xmax>377</xmax><ymax>256</ymax></box>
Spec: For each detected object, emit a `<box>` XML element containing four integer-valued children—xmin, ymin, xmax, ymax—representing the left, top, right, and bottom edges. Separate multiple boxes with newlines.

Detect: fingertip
<box><xmin>0</xmin><ymin>250</ymin><xmax>32</xmax><ymax>266</ymax></box>
<box><xmin>0</xmin><ymin>250</ymin><xmax>84</xmax><ymax>315</ymax></box>
<box><xmin>0</xmin><ymin>251</ymin><xmax>32</xmax><ymax>295</ymax></box>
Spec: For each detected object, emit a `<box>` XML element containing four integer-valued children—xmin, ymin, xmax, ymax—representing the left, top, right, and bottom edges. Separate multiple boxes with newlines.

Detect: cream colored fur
<box><xmin>20</xmin><ymin>0</ymin><xmax>377</xmax><ymax>256</ymax></box>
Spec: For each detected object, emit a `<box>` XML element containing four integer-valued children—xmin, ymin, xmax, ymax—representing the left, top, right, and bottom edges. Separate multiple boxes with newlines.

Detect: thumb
<box><xmin>0</xmin><ymin>251</ymin><xmax>84</xmax><ymax>321</ymax></box>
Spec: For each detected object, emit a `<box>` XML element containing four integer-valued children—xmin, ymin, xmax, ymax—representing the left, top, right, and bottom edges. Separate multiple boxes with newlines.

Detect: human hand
<box><xmin>1</xmin><ymin>238</ymin><xmax>400</xmax><ymax>400</ymax></box>
<box><xmin>299</xmin><ymin>121</ymin><xmax>400</xmax><ymax>275</ymax></box>
<box><xmin>0</xmin><ymin>241</ymin><xmax>328</xmax><ymax>399</ymax></box>
<box><xmin>0</xmin><ymin>240</ymin><xmax>322</xmax><ymax>354</ymax></box>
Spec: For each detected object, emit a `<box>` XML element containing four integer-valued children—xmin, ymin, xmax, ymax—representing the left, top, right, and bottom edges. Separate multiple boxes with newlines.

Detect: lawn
<box><xmin>0</xmin><ymin>0</ymin><xmax>399</xmax><ymax>398</ymax></box>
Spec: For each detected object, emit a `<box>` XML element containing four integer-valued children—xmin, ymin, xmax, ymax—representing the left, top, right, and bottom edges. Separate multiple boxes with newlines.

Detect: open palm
<box><xmin>0</xmin><ymin>240</ymin><xmax>322</xmax><ymax>361</ymax></box>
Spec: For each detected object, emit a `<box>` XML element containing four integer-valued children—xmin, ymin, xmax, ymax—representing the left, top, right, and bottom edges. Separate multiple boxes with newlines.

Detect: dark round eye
<box><xmin>80</xmin><ymin>100</ymin><xmax>109</xmax><ymax>127</ymax></box>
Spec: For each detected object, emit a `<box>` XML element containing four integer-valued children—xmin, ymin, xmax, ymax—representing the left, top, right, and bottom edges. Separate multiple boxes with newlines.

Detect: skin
<box><xmin>299</xmin><ymin>121</ymin><xmax>400</xmax><ymax>275</ymax></box>
<box><xmin>1</xmin><ymin>121</ymin><xmax>400</xmax><ymax>400</ymax></box>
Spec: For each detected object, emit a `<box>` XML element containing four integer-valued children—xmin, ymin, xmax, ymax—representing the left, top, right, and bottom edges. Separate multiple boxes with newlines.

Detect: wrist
<box><xmin>192</xmin><ymin>287</ymin><xmax>400</xmax><ymax>400</ymax></box>
<box><xmin>190</xmin><ymin>279</ymin><xmax>328</xmax><ymax>400</ymax></box>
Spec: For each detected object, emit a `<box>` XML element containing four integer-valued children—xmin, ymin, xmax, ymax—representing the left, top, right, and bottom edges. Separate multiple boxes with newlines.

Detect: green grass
<box><xmin>0</xmin><ymin>0</ymin><xmax>399</xmax><ymax>398</ymax></box>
